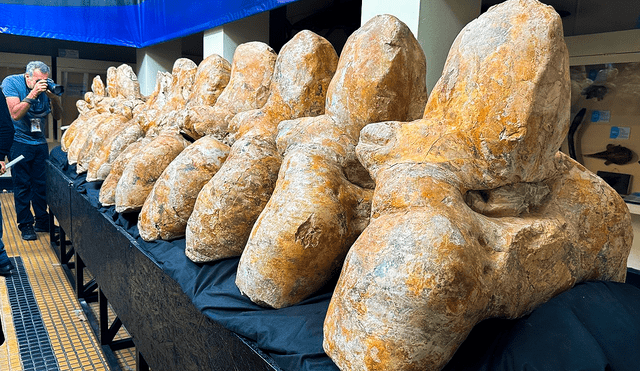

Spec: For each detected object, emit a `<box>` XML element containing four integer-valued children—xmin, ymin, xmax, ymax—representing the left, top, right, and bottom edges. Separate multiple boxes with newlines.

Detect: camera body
<box><xmin>38</xmin><ymin>78</ymin><xmax>64</xmax><ymax>96</ymax></box>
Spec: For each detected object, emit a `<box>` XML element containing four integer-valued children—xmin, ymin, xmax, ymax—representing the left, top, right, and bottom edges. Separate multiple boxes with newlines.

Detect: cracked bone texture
<box><xmin>65</xmin><ymin>112</ymin><xmax>113</xmax><ymax>165</ymax></box>
<box><xmin>138</xmin><ymin>136</ymin><xmax>229</xmax><ymax>241</ymax></box>
<box><xmin>106</xmin><ymin>66</ymin><xmax>117</xmax><ymax>97</ymax></box>
<box><xmin>87</xmin><ymin>56</ymin><xmax>229</xmax><ymax>183</ymax></box>
<box><xmin>91</xmin><ymin>75</ymin><xmax>106</xmax><ymax>97</ymax></box>
<box><xmin>99</xmin><ymin>136</ymin><xmax>153</xmax><ymax>207</ymax></box>
<box><xmin>184</xmin><ymin>30</ymin><xmax>338</xmax><ymax>263</ymax></box>
<box><xmin>187</xmin><ymin>54</ymin><xmax>232</xmax><ymax>106</ymax></box>
<box><xmin>97</xmin><ymin>70</ymin><xmax>173</xmax><ymax>205</ymax></box>
<box><xmin>90</xmin><ymin>65</ymin><xmax>143</xmax><ymax>116</ymax></box>
<box><xmin>191</xmin><ymin>42</ymin><xmax>276</xmax><ymax>139</ymax></box>
<box><xmin>235</xmin><ymin>14</ymin><xmax>428</xmax><ymax>309</ymax></box>
<box><xmin>60</xmin><ymin>75</ymin><xmax>109</xmax><ymax>152</ymax></box>
<box><xmin>60</xmin><ymin>110</ymin><xmax>100</xmax><ymax>152</ymax></box>
<box><xmin>76</xmin><ymin>99</ymin><xmax>90</xmax><ymax>116</ymax></box>
<box><xmin>142</xmin><ymin>58</ymin><xmax>198</xmax><ymax>136</ymax></box>
<box><xmin>61</xmin><ymin>64</ymin><xmax>144</xmax><ymax>161</ymax></box>
<box><xmin>178</xmin><ymin>54</ymin><xmax>232</xmax><ymax>139</ymax></box>
<box><xmin>113</xmin><ymin>64</ymin><xmax>142</xmax><ymax>100</ymax></box>
<box><xmin>136</xmin><ymin>71</ymin><xmax>173</xmax><ymax>134</ymax></box>
<box><xmin>79</xmin><ymin>65</ymin><xmax>178</xmax><ymax>184</ymax></box>
<box><xmin>101</xmin><ymin>64</ymin><xmax>141</xmax><ymax>100</ymax></box>
<box><xmin>117</xmin><ymin>56</ymin><xmax>231</xmax><ymax>223</ymax></box>
<box><xmin>86</xmin><ymin>123</ymin><xmax>145</xmax><ymax>182</ymax></box>
<box><xmin>91</xmin><ymin>96</ymin><xmax>139</xmax><ymax>118</ymax></box>
<box><xmin>323</xmin><ymin>1</ymin><xmax>633</xmax><ymax>370</ymax></box>
<box><xmin>76</xmin><ymin>114</ymin><xmax>130</xmax><ymax>174</ymax></box>
<box><xmin>115</xmin><ymin>130</ymin><xmax>190</xmax><ymax>213</ymax></box>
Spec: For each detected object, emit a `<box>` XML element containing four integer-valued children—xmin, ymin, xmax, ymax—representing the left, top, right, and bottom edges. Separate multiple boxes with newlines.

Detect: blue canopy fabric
<box><xmin>0</xmin><ymin>0</ymin><xmax>297</xmax><ymax>47</ymax></box>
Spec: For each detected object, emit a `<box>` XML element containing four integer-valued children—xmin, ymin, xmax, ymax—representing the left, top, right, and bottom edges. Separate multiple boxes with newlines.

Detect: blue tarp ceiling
<box><xmin>0</xmin><ymin>0</ymin><xmax>298</xmax><ymax>48</ymax></box>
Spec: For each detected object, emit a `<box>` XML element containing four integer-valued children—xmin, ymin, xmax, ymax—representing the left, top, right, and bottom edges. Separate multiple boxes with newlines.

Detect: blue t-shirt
<box><xmin>1</xmin><ymin>74</ymin><xmax>51</xmax><ymax>145</ymax></box>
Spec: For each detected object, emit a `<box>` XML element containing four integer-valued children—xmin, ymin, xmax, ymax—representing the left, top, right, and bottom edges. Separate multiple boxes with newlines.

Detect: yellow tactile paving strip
<box><xmin>0</xmin><ymin>191</ymin><xmax>136</xmax><ymax>371</ymax></box>
<box><xmin>0</xmin><ymin>271</ymin><xmax>20</xmax><ymax>371</ymax></box>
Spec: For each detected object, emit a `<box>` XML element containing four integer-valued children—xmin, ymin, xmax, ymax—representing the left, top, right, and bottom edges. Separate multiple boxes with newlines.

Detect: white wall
<box><xmin>136</xmin><ymin>39</ymin><xmax>181</xmax><ymax>96</ymax></box>
<box><xmin>361</xmin><ymin>0</ymin><xmax>481</xmax><ymax>92</ymax></box>
<box><xmin>203</xmin><ymin>11</ymin><xmax>270</xmax><ymax>62</ymax></box>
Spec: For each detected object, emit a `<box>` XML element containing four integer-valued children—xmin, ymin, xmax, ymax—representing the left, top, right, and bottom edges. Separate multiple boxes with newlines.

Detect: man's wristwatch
<box><xmin>22</xmin><ymin>97</ymin><xmax>37</xmax><ymax>105</ymax></box>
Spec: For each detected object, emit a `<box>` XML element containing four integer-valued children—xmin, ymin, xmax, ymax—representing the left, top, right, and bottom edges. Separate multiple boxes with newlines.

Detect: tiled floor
<box><xmin>0</xmin><ymin>191</ymin><xmax>137</xmax><ymax>371</ymax></box>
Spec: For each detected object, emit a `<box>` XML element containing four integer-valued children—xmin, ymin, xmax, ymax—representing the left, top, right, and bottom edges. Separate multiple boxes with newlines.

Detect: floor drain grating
<box><xmin>5</xmin><ymin>257</ymin><xmax>59</xmax><ymax>371</ymax></box>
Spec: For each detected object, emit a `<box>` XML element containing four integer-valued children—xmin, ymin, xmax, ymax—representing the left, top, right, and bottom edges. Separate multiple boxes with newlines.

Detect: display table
<box><xmin>46</xmin><ymin>150</ymin><xmax>289</xmax><ymax>371</ymax></box>
<box><xmin>46</xmin><ymin>146</ymin><xmax>640</xmax><ymax>371</ymax></box>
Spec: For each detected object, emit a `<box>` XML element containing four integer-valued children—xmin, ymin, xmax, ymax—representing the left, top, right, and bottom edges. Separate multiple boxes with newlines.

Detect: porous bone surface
<box><xmin>322</xmin><ymin>1</ymin><xmax>633</xmax><ymax>370</ymax></box>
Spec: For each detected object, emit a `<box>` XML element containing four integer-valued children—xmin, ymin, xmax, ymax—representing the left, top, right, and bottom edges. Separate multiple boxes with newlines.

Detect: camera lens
<box><xmin>46</xmin><ymin>79</ymin><xmax>64</xmax><ymax>96</ymax></box>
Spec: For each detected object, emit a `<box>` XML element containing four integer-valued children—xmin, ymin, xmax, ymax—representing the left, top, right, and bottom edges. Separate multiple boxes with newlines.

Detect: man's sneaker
<box><xmin>21</xmin><ymin>226</ymin><xmax>37</xmax><ymax>241</ymax></box>
<box><xmin>0</xmin><ymin>264</ymin><xmax>13</xmax><ymax>276</ymax></box>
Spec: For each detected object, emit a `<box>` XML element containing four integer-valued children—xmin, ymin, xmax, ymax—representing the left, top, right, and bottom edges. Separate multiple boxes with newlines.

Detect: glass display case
<box><xmin>564</xmin><ymin>29</ymin><xmax>640</xmax><ymax>194</ymax></box>
<box><xmin>569</xmin><ymin>61</ymin><xmax>640</xmax><ymax>193</ymax></box>
<box><xmin>564</xmin><ymin>29</ymin><xmax>640</xmax><ymax>270</ymax></box>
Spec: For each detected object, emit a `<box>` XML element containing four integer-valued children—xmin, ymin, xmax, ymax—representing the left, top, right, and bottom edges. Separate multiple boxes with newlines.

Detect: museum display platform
<box><xmin>46</xmin><ymin>146</ymin><xmax>640</xmax><ymax>371</ymax></box>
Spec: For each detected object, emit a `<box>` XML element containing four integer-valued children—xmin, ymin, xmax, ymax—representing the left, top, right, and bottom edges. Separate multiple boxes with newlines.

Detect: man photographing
<box><xmin>2</xmin><ymin>61</ymin><xmax>62</xmax><ymax>240</ymax></box>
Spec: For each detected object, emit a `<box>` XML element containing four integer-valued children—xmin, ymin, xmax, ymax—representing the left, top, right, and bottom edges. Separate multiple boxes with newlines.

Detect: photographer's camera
<box><xmin>39</xmin><ymin>79</ymin><xmax>64</xmax><ymax>96</ymax></box>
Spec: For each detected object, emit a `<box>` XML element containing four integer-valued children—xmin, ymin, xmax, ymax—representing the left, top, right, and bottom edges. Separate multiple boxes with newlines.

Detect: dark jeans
<box><xmin>10</xmin><ymin>142</ymin><xmax>49</xmax><ymax>230</ymax></box>
<box><xmin>0</xmin><ymin>197</ymin><xmax>10</xmax><ymax>267</ymax></box>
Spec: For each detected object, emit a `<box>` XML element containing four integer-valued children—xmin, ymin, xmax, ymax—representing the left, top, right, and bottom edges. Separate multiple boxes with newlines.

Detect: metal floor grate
<box><xmin>5</xmin><ymin>257</ymin><xmax>59</xmax><ymax>371</ymax></box>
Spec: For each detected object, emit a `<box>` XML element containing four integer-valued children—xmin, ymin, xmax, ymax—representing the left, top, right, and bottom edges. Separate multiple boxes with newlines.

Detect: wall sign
<box><xmin>610</xmin><ymin>126</ymin><xmax>630</xmax><ymax>140</ymax></box>
<box><xmin>591</xmin><ymin>110</ymin><xmax>611</xmax><ymax>122</ymax></box>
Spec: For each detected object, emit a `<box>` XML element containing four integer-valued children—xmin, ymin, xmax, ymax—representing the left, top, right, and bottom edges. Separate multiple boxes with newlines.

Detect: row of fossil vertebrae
<box><xmin>62</xmin><ymin>15</ymin><xmax>428</xmax><ymax>313</ymax></box>
<box><xmin>60</xmin><ymin>1</ymin><xmax>633</xmax><ymax>370</ymax></box>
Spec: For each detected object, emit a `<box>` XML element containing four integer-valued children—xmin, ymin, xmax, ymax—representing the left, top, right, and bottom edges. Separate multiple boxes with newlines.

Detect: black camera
<box><xmin>39</xmin><ymin>78</ymin><xmax>64</xmax><ymax>96</ymax></box>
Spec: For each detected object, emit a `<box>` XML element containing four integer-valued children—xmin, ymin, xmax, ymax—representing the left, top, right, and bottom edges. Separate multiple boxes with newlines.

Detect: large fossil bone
<box><xmin>187</xmin><ymin>42</ymin><xmax>277</xmax><ymax>140</ymax></box>
<box><xmin>65</xmin><ymin>112</ymin><xmax>113</xmax><ymax>165</ymax></box>
<box><xmin>184</xmin><ymin>30</ymin><xmax>338</xmax><ymax>261</ymax></box>
<box><xmin>114</xmin><ymin>129</ymin><xmax>190</xmax><ymax>213</ymax></box>
<box><xmin>133</xmin><ymin>55</ymin><xmax>233</xmax><ymax>240</ymax></box>
<box><xmin>138</xmin><ymin>136</ymin><xmax>229</xmax><ymax>241</ymax></box>
<box><xmin>126</xmin><ymin>46</ymin><xmax>275</xmax><ymax>220</ymax></box>
<box><xmin>141</xmin><ymin>58</ymin><xmax>198</xmax><ymax>135</ymax></box>
<box><xmin>323</xmin><ymin>1</ymin><xmax>633</xmax><ymax>370</ymax></box>
<box><xmin>235</xmin><ymin>14</ymin><xmax>428</xmax><ymax>309</ymax></box>
<box><xmin>99</xmin><ymin>136</ymin><xmax>153</xmax><ymax>207</ymax></box>
<box><xmin>62</xmin><ymin>65</ymin><xmax>144</xmax><ymax>165</ymax></box>
<box><xmin>85</xmin><ymin>64</ymin><xmax>143</xmax><ymax>117</ymax></box>
<box><xmin>60</xmin><ymin>75</ymin><xmax>104</xmax><ymax>152</ymax></box>
<box><xmin>85</xmin><ymin>123</ymin><xmax>145</xmax><ymax>182</ymax></box>
<box><xmin>177</xmin><ymin>54</ymin><xmax>231</xmax><ymax>140</ymax></box>
<box><xmin>75</xmin><ymin>114</ymin><xmax>130</xmax><ymax>174</ymax></box>
<box><xmin>86</xmin><ymin>55</ymin><xmax>231</xmax><ymax>183</ymax></box>
<box><xmin>135</xmin><ymin>71</ymin><xmax>173</xmax><ymax>134</ymax></box>
<box><xmin>87</xmin><ymin>71</ymin><xmax>172</xmax><ymax>184</ymax></box>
